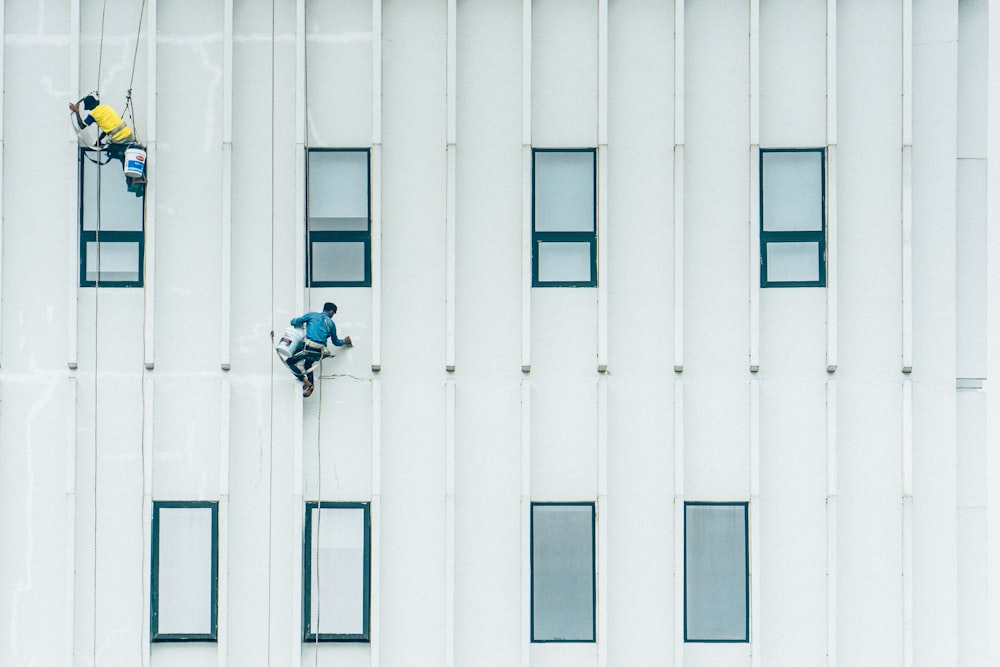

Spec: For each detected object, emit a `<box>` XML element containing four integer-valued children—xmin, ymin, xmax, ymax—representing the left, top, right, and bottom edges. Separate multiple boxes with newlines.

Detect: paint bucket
<box><xmin>275</xmin><ymin>326</ymin><xmax>304</xmax><ymax>359</ymax></box>
<box><xmin>123</xmin><ymin>147</ymin><xmax>146</xmax><ymax>179</ymax></box>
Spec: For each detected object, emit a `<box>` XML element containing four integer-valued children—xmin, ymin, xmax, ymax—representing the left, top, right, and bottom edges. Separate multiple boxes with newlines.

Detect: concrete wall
<box><xmin>0</xmin><ymin>0</ymin><xmax>997</xmax><ymax>666</ymax></box>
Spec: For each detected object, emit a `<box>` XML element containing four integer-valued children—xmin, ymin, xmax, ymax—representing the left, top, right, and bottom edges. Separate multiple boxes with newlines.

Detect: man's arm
<box><xmin>68</xmin><ymin>103</ymin><xmax>93</xmax><ymax>130</ymax></box>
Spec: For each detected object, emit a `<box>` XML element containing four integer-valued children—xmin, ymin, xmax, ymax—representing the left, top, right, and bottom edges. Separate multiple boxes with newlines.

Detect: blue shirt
<box><xmin>290</xmin><ymin>311</ymin><xmax>347</xmax><ymax>346</ymax></box>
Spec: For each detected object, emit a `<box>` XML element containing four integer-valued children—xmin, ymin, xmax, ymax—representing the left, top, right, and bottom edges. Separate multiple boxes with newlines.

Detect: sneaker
<box><xmin>303</xmin><ymin>384</ymin><xmax>315</xmax><ymax>398</ymax></box>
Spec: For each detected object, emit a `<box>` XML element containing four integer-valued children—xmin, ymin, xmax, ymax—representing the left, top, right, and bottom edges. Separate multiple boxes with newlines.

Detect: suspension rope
<box><xmin>266</xmin><ymin>0</ymin><xmax>276</xmax><ymax>661</ymax></box>
<box><xmin>96</xmin><ymin>0</ymin><xmax>109</xmax><ymax>93</ymax></box>
<box><xmin>122</xmin><ymin>0</ymin><xmax>148</xmax><ymax>142</ymax></box>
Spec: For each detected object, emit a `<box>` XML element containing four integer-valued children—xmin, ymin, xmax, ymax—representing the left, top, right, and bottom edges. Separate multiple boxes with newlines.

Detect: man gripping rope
<box><xmin>285</xmin><ymin>302</ymin><xmax>353</xmax><ymax>397</ymax></box>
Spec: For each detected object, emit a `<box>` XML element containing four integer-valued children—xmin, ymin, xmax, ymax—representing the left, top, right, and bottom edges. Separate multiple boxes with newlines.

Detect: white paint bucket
<box><xmin>275</xmin><ymin>326</ymin><xmax>304</xmax><ymax>358</ymax></box>
<box><xmin>123</xmin><ymin>147</ymin><xmax>146</xmax><ymax>179</ymax></box>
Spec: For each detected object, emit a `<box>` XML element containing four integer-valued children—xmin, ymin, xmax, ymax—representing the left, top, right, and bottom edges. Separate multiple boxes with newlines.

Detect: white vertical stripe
<box><xmin>596</xmin><ymin>0</ymin><xmax>608</xmax><ymax>371</ymax></box>
<box><xmin>673</xmin><ymin>0</ymin><xmax>684</xmax><ymax>373</ymax></box>
<box><xmin>988</xmin><ymin>6</ymin><xmax>1000</xmax><ymax>664</ymax></box>
<box><xmin>597</xmin><ymin>147</ymin><xmax>609</xmax><ymax>372</ymax></box>
<box><xmin>143</xmin><ymin>377</ymin><xmax>153</xmax><ymax>493</ymax></box>
<box><xmin>901</xmin><ymin>0</ymin><xmax>913</xmax><ymax>373</ymax></box>
<box><xmin>446</xmin><ymin>0</ymin><xmax>457</xmax><ymax>372</ymax></box>
<box><xmin>749</xmin><ymin>378</ymin><xmax>761</xmax><ymax>664</ymax></box>
<box><xmin>68</xmin><ymin>0</ymin><xmax>80</xmax><ymax>370</ymax></box>
<box><xmin>446</xmin><ymin>145</ymin><xmax>457</xmax><ymax>372</ymax></box>
<box><xmin>521</xmin><ymin>146</ymin><xmax>532</xmax><ymax>373</ymax></box>
<box><xmin>445</xmin><ymin>381</ymin><xmax>456</xmax><ymax>667</ymax></box>
<box><xmin>220</xmin><ymin>380</ymin><xmax>230</xmax><ymax>497</ymax></box>
<box><xmin>140</xmin><ymin>497</ymin><xmax>152</xmax><ymax>666</ymax></box>
<box><xmin>826</xmin><ymin>144</ymin><xmax>838</xmax><ymax>371</ymax></box>
<box><xmin>902</xmin><ymin>379</ymin><xmax>913</xmax><ymax>666</ymax></box>
<box><xmin>748</xmin><ymin>0</ymin><xmax>760</xmax><ymax>373</ymax></box>
<box><xmin>597</xmin><ymin>377</ymin><xmax>608</xmax><ymax>664</ymax></box>
<box><xmin>370</xmin><ymin>0</ymin><xmax>382</xmax><ymax>371</ymax></box>
<box><xmin>826</xmin><ymin>378</ymin><xmax>838</xmax><ymax>666</ymax></box>
<box><xmin>673</xmin><ymin>378</ymin><xmax>684</xmax><ymax>664</ymax></box>
<box><xmin>372</xmin><ymin>0</ymin><xmax>382</xmax><ymax>146</ymax></box>
<box><xmin>520</xmin><ymin>379</ymin><xmax>531</xmax><ymax>666</ymax></box>
<box><xmin>143</xmin><ymin>0</ymin><xmax>157</xmax><ymax>370</ymax></box>
<box><xmin>521</xmin><ymin>0</ymin><xmax>532</xmax><ymax>373</ymax></box>
<box><xmin>370</xmin><ymin>378</ymin><xmax>382</xmax><ymax>667</ymax></box>
<box><xmin>290</xmin><ymin>501</ymin><xmax>303</xmax><ymax>667</ymax></box>
<box><xmin>65</xmin><ymin>378</ymin><xmax>76</xmax><ymax>665</ymax></box>
<box><xmin>295</xmin><ymin>0</ymin><xmax>305</xmax><ymax>318</ymax></box>
<box><xmin>220</xmin><ymin>0</ymin><xmax>233</xmax><ymax>371</ymax></box>
<box><xmin>370</xmin><ymin>145</ymin><xmax>383</xmax><ymax>371</ymax></box>
<box><xmin>826</xmin><ymin>0</ymin><xmax>837</xmax><ymax>145</ymax></box>
<box><xmin>901</xmin><ymin>144</ymin><xmax>913</xmax><ymax>373</ymax></box>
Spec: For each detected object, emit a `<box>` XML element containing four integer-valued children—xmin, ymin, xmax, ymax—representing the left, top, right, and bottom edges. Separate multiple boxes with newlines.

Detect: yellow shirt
<box><xmin>89</xmin><ymin>104</ymin><xmax>132</xmax><ymax>142</ymax></box>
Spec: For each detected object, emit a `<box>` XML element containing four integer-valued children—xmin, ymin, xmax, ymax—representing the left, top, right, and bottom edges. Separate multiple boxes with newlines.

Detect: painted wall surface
<box><xmin>0</xmin><ymin>1</ymin><xmax>998</xmax><ymax>666</ymax></box>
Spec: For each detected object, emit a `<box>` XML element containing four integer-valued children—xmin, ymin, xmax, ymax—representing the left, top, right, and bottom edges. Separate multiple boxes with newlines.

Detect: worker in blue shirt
<box><xmin>285</xmin><ymin>302</ymin><xmax>352</xmax><ymax>397</ymax></box>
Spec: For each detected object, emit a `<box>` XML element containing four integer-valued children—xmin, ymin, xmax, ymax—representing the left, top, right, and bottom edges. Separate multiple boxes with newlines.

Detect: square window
<box><xmin>150</xmin><ymin>501</ymin><xmax>219</xmax><ymax>642</ymax></box>
<box><xmin>760</xmin><ymin>149</ymin><xmax>825</xmax><ymax>287</ymax></box>
<box><xmin>307</xmin><ymin>149</ymin><xmax>371</xmax><ymax>287</ymax></box>
<box><xmin>530</xmin><ymin>502</ymin><xmax>596</xmax><ymax>642</ymax></box>
<box><xmin>684</xmin><ymin>502</ymin><xmax>749</xmax><ymax>643</ymax></box>
<box><xmin>79</xmin><ymin>149</ymin><xmax>144</xmax><ymax>287</ymax></box>
<box><xmin>303</xmin><ymin>502</ymin><xmax>371</xmax><ymax>642</ymax></box>
<box><xmin>532</xmin><ymin>149</ymin><xmax>597</xmax><ymax>287</ymax></box>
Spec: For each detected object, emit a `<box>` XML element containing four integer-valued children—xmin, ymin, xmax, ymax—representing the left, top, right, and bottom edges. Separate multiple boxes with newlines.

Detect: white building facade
<box><xmin>1</xmin><ymin>0</ymin><xmax>999</xmax><ymax>665</ymax></box>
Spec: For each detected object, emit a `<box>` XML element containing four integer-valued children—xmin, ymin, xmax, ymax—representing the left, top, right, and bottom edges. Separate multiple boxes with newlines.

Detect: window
<box><xmin>150</xmin><ymin>501</ymin><xmax>219</xmax><ymax>642</ymax></box>
<box><xmin>684</xmin><ymin>502</ymin><xmax>750</xmax><ymax>643</ymax></box>
<box><xmin>532</xmin><ymin>149</ymin><xmax>597</xmax><ymax>287</ymax></box>
<box><xmin>760</xmin><ymin>148</ymin><xmax>826</xmax><ymax>287</ymax></box>
<box><xmin>79</xmin><ymin>149</ymin><xmax>144</xmax><ymax>287</ymax></box>
<box><xmin>530</xmin><ymin>502</ymin><xmax>596</xmax><ymax>642</ymax></box>
<box><xmin>307</xmin><ymin>148</ymin><xmax>371</xmax><ymax>287</ymax></box>
<box><xmin>303</xmin><ymin>502</ymin><xmax>371</xmax><ymax>642</ymax></box>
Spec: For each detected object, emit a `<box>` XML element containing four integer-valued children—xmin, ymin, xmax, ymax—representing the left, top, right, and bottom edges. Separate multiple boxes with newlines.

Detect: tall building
<box><xmin>1</xmin><ymin>0</ymin><xmax>998</xmax><ymax>665</ymax></box>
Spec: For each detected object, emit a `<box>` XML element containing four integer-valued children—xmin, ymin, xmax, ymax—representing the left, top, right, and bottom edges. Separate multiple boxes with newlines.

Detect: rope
<box><xmin>96</xmin><ymin>0</ymin><xmax>109</xmax><ymax>93</ymax></box>
<box><xmin>122</xmin><ymin>0</ymin><xmax>148</xmax><ymax>142</ymax></box>
<box><xmin>266</xmin><ymin>0</ymin><xmax>276</xmax><ymax>661</ymax></box>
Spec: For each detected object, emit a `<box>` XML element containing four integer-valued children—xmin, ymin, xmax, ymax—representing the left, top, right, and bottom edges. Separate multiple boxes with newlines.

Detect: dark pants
<box><xmin>285</xmin><ymin>343</ymin><xmax>324</xmax><ymax>384</ymax></box>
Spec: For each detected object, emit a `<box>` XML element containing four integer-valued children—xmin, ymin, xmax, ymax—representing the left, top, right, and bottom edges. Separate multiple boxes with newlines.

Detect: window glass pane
<box><xmin>156</xmin><ymin>507</ymin><xmax>214</xmax><ymax>636</ymax></box>
<box><xmin>309</xmin><ymin>216</ymin><xmax>369</xmax><ymax>232</ymax></box>
<box><xmin>308</xmin><ymin>151</ymin><xmax>369</xmax><ymax>221</ymax></box>
<box><xmin>532</xmin><ymin>504</ymin><xmax>595</xmax><ymax>641</ymax></box>
<box><xmin>83</xmin><ymin>156</ymin><xmax>143</xmax><ymax>231</ymax></box>
<box><xmin>685</xmin><ymin>504</ymin><xmax>748</xmax><ymax>642</ymax></box>
<box><xmin>765</xmin><ymin>241</ymin><xmax>820</xmax><ymax>283</ymax></box>
<box><xmin>534</xmin><ymin>151</ymin><xmax>595</xmax><ymax>232</ymax></box>
<box><xmin>85</xmin><ymin>242</ymin><xmax>139</xmax><ymax>282</ymax></box>
<box><xmin>310</xmin><ymin>506</ymin><xmax>366</xmax><ymax>636</ymax></box>
<box><xmin>311</xmin><ymin>241</ymin><xmax>366</xmax><ymax>283</ymax></box>
<box><xmin>762</xmin><ymin>151</ymin><xmax>823</xmax><ymax>232</ymax></box>
<box><xmin>537</xmin><ymin>241</ymin><xmax>592</xmax><ymax>284</ymax></box>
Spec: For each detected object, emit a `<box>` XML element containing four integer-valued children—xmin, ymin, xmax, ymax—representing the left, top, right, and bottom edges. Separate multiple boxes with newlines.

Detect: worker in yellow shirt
<box><xmin>69</xmin><ymin>94</ymin><xmax>133</xmax><ymax>146</ymax></box>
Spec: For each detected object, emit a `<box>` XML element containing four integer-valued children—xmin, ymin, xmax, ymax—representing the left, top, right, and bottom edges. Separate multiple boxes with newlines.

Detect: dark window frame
<box><xmin>683</xmin><ymin>501</ymin><xmax>750</xmax><ymax>643</ymax></box>
<box><xmin>529</xmin><ymin>501</ymin><xmax>597</xmax><ymax>643</ymax></box>
<box><xmin>531</xmin><ymin>148</ymin><xmax>598</xmax><ymax>288</ymax></box>
<box><xmin>759</xmin><ymin>147</ymin><xmax>826</xmax><ymax>288</ymax></box>
<box><xmin>79</xmin><ymin>148</ymin><xmax>145</xmax><ymax>288</ymax></box>
<box><xmin>302</xmin><ymin>501</ymin><xmax>372</xmax><ymax>643</ymax></box>
<box><xmin>306</xmin><ymin>148</ymin><xmax>372</xmax><ymax>287</ymax></box>
<box><xmin>150</xmin><ymin>500</ymin><xmax>220</xmax><ymax>643</ymax></box>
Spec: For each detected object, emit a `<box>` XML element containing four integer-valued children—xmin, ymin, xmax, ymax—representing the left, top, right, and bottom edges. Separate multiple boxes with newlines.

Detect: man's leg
<box><xmin>285</xmin><ymin>350</ymin><xmax>307</xmax><ymax>381</ymax></box>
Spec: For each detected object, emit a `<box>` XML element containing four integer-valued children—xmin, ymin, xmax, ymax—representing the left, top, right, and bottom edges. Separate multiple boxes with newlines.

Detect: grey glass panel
<box><xmin>766</xmin><ymin>241</ymin><xmax>820</xmax><ymax>283</ymax></box>
<box><xmin>534</xmin><ymin>151</ymin><xmax>595</xmax><ymax>232</ymax></box>
<box><xmin>532</xmin><ymin>505</ymin><xmax>594</xmax><ymax>641</ymax></box>
<box><xmin>309</xmin><ymin>151</ymin><xmax>368</xmax><ymax>220</ymax></box>
<box><xmin>310</xmin><ymin>507</ymin><xmax>366</xmax><ymax>635</ymax></box>
<box><xmin>83</xmin><ymin>158</ymin><xmax>144</xmax><ymax>231</ymax></box>
<box><xmin>309</xmin><ymin>216</ymin><xmax>369</xmax><ymax>231</ymax></box>
<box><xmin>762</xmin><ymin>151</ymin><xmax>823</xmax><ymax>231</ymax></box>
<box><xmin>156</xmin><ymin>507</ymin><xmax>214</xmax><ymax>635</ymax></box>
<box><xmin>685</xmin><ymin>504</ymin><xmax>748</xmax><ymax>641</ymax></box>
<box><xmin>312</xmin><ymin>241</ymin><xmax>366</xmax><ymax>282</ymax></box>
<box><xmin>537</xmin><ymin>242</ymin><xmax>592</xmax><ymax>283</ymax></box>
<box><xmin>85</xmin><ymin>242</ymin><xmax>139</xmax><ymax>282</ymax></box>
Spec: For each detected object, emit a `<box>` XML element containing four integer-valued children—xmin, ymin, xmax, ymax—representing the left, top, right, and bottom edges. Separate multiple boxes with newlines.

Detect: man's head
<box><xmin>81</xmin><ymin>94</ymin><xmax>99</xmax><ymax>111</ymax></box>
<box><xmin>323</xmin><ymin>302</ymin><xmax>338</xmax><ymax>316</ymax></box>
